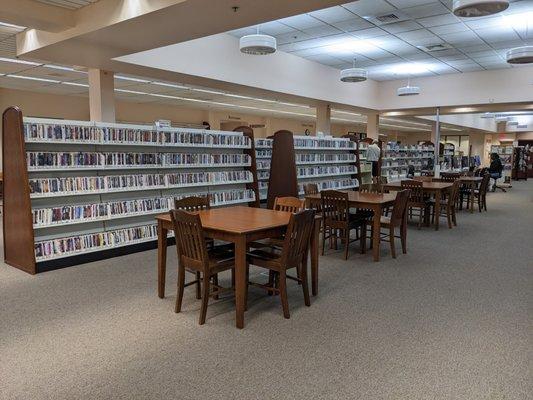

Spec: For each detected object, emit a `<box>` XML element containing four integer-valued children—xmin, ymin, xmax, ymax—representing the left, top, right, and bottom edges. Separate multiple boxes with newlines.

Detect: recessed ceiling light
<box><xmin>453</xmin><ymin>0</ymin><xmax>509</xmax><ymax>17</ymax></box>
<box><xmin>240</xmin><ymin>27</ymin><xmax>276</xmax><ymax>55</ymax></box>
<box><xmin>506</xmin><ymin>46</ymin><xmax>533</xmax><ymax>64</ymax></box>
<box><xmin>0</xmin><ymin>57</ymin><xmax>41</xmax><ymax>66</ymax></box>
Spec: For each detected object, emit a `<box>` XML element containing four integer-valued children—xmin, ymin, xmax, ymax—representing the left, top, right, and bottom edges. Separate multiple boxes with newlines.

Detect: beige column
<box><xmin>88</xmin><ymin>69</ymin><xmax>115</xmax><ymax>122</ymax></box>
<box><xmin>316</xmin><ymin>102</ymin><xmax>331</xmax><ymax>135</ymax></box>
<box><xmin>366</xmin><ymin>112</ymin><xmax>379</xmax><ymax>140</ymax></box>
<box><xmin>430</xmin><ymin>121</ymin><xmax>438</xmax><ymax>144</ymax></box>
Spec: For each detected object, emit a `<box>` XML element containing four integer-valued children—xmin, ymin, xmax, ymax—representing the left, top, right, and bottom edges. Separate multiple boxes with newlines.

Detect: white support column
<box><xmin>366</xmin><ymin>112</ymin><xmax>379</xmax><ymax>140</ymax></box>
<box><xmin>88</xmin><ymin>69</ymin><xmax>115</xmax><ymax>122</ymax></box>
<box><xmin>316</xmin><ymin>102</ymin><xmax>331</xmax><ymax>136</ymax></box>
<box><xmin>433</xmin><ymin>107</ymin><xmax>441</xmax><ymax>177</ymax></box>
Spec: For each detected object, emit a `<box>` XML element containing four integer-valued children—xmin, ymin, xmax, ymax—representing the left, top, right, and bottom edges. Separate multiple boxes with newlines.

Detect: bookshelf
<box><xmin>2</xmin><ymin>107</ymin><xmax>258</xmax><ymax>274</ymax></box>
<box><xmin>255</xmin><ymin>134</ymin><xmax>359</xmax><ymax>202</ymax></box>
<box><xmin>381</xmin><ymin>142</ymin><xmax>435</xmax><ymax>182</ymax></box>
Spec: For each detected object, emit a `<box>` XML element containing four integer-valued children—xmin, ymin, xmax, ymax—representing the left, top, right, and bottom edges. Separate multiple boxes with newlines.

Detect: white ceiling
<box><xmin>32</xmin><ymin>0</ymin><xmax>99</xmax><ymax>10</ymax></box>
<box><xmin>228</xmin><ymin>0</ymin><xmax>533</xmax><ymax>81</ymax></box>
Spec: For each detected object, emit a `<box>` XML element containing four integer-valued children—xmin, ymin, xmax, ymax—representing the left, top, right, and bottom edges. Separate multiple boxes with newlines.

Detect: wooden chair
<box><xmin>467</xmin><ymin>173</ymin><xmax>490</xmax><ymax>212</ymax></box>
<box><xmin>321</xmin><ymin>190</ymin><xmax>366</xmax><ymax>260</ymax></box>
<box><xmin>373</xmin><ymin>189</ymin><xmax>410</xmax><ymax>259</ymax></box>
<box><xmin>303</xmin><ymin>183</ymin><xmax>319</xmax><ymax>196</ymax></box>
<box><xmin>359</xmin><ymin>183</ymin><xmax>383</xmax><ymax>194</ymax></box>
<box><xmin>273</xmin><ymin>196</ymin><xmax>305</xmax><ymax>212</ymax></box>
<box><xmin>441</xmin><ymin>172</ymin><xmax>461</xmax><ymax>182</ymax></box>
<box><xmin>431</xmin><ymin>180</ymin><xmax>461</xmax><ymax>228</ymax></box>
<box><xmin>170</xmin><ymin>209</ymin><xmax>235</xmax><ymax>325</ymax></box>
<box><xmin>174</xmin><ymin>195</ymin><xmax>213</xmax><ymax>299</ymax></box>
<box><xmin>401</xmin><ymin>180</ymin><xmax>431</xmax><ymax>230</ymax></box>
<box><xmin>247</xmin><ymin>210</ymin><xmax>315</xmax><ymax>318</ymax></box>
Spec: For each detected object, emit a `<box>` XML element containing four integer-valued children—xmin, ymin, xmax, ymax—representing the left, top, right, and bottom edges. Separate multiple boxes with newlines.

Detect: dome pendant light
<box><xmin>340</xmin><ymin>57</ymin><xmax>367</xmax><ymax>82</ymax></box>
<box><xmin>240</xmin><ymin>26</ymin><xmax>277</xmax><ymax>55</ymax></box>
<box><xmin>397</xmin><ymin>77</ymin><xmax>420</xmax><ymax>96</ymax></box>
<box><xmin>506</xmin><ymin>46</ymin><xmax>533</xmax><ymax>64</ymax></box>
<box><xmin>453</xmin><ymin>0</ymin><xmax>509</xmax><ymax>17</ymax></box>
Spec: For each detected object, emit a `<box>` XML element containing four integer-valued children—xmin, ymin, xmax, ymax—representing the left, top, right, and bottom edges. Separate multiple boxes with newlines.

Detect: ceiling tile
<box><xmin>302</xmin><ymin>25</ymin><xmax>343</xmax><ymax>37</ymax></box>
<box><xmin>309</xmin><ymin>6</ymin><xmax>358</xmax><ymax>23</ymax></box>
<box><xmin>428</xmin><ymin>23</ymin><xmax>470</xmax><ymax>35</ymax></box>
<box><xmin>381</xmin><ymin>20</ymin><xmax>424</xmax><ymax>33</ymax></box>
<box><xmin>387</xmin><ymin>0</ymin><xmax>439</xmax><ymax>7</ymax></box>
<box><xmin>257</xmin><ymin>21</ymin><xmax>295</xmax><ymax>36</ymax></box>
<box><xmin>277</xmin><ymin>14</ymin><xmax>324</xmax><ymax>30</ymax></box>
<box><xmin>417</xmin><ymin>13</ymin><xmax>460</xmax><ymax>27</ymax></box>
<box><xmin>396</xmin><ymin>28</ymin><xmax>438</xmax><ymax>41</ymax></box>
<box><xmin>341</xmin><ymin>0</ymin><xmax>396</xmax><ymax>17</ymax></box>
<box><xmin>331</xmin><ymin>17</ymin><xmax>374</xmax><ymax>32</ymax></box>
<box><xmin>403</xmin><ymin>2</ymin><xmax>450</xmax><ymax>18</ymax></box>
<box><xmin>350</xmin><ymin>27</ymin><xmax>389</xmax><ymax>39</ymax></box>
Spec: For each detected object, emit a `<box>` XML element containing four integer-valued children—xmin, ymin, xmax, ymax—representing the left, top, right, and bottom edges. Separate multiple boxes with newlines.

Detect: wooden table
<box><xmin>384</xmin><ymin>181</ymin><xmax>453</xmax><ymax>230</ymax></box>
<box><xmin>156</xmin><ymin>206</ymin><xmax>321</xmax><ymax>329</ymax></box>
<box><xmin>305</xmin><ymin>191</ymin><xmax>397</xmax><ymax>262</ymax></box>
<box><xmin>458</xmin><ymin>176</ymin><xmax>483</xmax><ymax>213</ymax></box>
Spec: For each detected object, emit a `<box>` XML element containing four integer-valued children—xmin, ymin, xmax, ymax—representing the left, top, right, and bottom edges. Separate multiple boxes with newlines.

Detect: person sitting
<box><xmin>488</xmin><ymin>152</ymin><xmax>504</xmax><ymax>192</ymax></box>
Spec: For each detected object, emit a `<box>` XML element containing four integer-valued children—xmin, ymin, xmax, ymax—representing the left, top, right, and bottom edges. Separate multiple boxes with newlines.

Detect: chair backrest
<box><xmin>321</xmin><ymin>190</ymin><xmax>349</xmax><ymax>224</ymax></box>
<box><xmin>376</xmin><ymin>175</ymin><xmax>388</xmax><ymax>185</ymax></box>
<box><xmin>449</xmin><ymin>180</ymin><xmax>461</xmax><ymax>206</ymax></box>
<box><xmin>401</xmin><ymin>180</ymin><xmax>424</xmax><ymax>203</ymax></box>
<box><xmin>390</xmin><ymin>189</ymin><xmax>410</xmax><ymax>226</ymax></box>
<box><xmin>174</xmin><ymin>195</ymin><xmax>210</xmax><ymax>211</ymax></box>
<box><xmin>441</xmin><ymin>172</ymin><xmax>460</xmax><ymax>181</ymax></box>
<box><xmin>273</xmin><ymin>196</ymin><xmax>305</xmax><ymax>213</ymax></box>
<box><xmin>280</xmin><ymin>209</ymin><xmax>315</xmax><ymax>269</ymax></box>
<box><xmin>169</xmin><ymin>209</ymin><xmax>209</xmax><ymax>272</ymax></box>
<box><xmin>303</xmin><ymin>183</ymin><xmax>319</xmax><ymax>196</ymax></box>
<box><xmin>359</xmin><ymin>183</ymin><xmax>382</xmax><ymax>194</ymax></box>
<box><xmin>479</xmin><ymin>173</ymin><xmax>491</xmax><ymax>195</ymax></box>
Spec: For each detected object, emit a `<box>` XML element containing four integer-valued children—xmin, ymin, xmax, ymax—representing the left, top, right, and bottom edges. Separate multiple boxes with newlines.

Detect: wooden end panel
<box><xmin>2</xmin><ymin>107</ymin><xmax>36</xmax><ymax>274</ymax></box>
<box><xmin>266</xmin><ymin>130</ymin><xmax>298</xmax><ymax>209</ymax></box>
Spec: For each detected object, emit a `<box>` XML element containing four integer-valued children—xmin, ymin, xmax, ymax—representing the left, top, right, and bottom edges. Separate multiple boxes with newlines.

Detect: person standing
<box><xmin>367</xmin><ymin>140</ymin><xmax>381</xmax><ymax>182</ymax></box>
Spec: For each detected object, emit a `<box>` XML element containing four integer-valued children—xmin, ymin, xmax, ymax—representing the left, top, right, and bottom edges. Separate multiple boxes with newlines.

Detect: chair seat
<box><xmin>208</xmin><ymin>245</ymin><xmax>235</xmax><ymax>273</ymax></box>
<box><xmin>352</xmin><ymin>209</ymin><xmax>374</xmax><ymax>220</ymax></box>
<box><xmin>247</xmin><ymin>247</ymin><xmax>284</xmax><ymax>270</ymax></box>
<box><xmin>408</xmin><ymin>200</ymin><xmax>431</xmax><ymax>208</ymax></box>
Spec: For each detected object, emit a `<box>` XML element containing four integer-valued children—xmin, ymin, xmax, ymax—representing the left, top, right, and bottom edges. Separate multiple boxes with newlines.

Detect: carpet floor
<box><xmin>1</xmin><ymin>181</ymin><xmax>532</xmax><ymax>400</ymax></box>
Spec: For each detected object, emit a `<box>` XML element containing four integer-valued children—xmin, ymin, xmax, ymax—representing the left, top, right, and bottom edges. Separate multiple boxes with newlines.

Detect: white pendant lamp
<box><xmin>240</xmin><ymin>26</ymin><xmax>276</xmax><ymax>55</ymax></box>
<box><xmin>397</xmin><ymin>77</ymin><xmax>420</xmax><ymax>96</ymax></box>
<box><xmin>506</xmin><ymin>46</ymin><xmax>533</xmax><ymax>64</ymax></box>
<box><xmin>340</xmin><ymin>58</ymin><xmax>367</xmax><ymax>82</ymax></box>
<box><xmin>453</xmin><ymin>0</ymin><xmax>509</xmax><ymax>17</ymax></box>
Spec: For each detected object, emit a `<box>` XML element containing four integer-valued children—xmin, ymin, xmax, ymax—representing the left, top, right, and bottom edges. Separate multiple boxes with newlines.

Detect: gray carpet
<box><xmin>1</xmin><ymin>181</ymin><xmax>532</xmax><ymax>400</ymax></box>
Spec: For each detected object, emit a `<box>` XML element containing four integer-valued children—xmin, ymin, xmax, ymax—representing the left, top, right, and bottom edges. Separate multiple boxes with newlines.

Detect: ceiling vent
<box><xmin>417</xmin><ymin>43</ymin><xmax>454</xmax><ymax>53</ymax></box>
<box><xmin>363</xmin><ymin>11</ymin><xmax>409</xmax><ymax>26</ymax></box>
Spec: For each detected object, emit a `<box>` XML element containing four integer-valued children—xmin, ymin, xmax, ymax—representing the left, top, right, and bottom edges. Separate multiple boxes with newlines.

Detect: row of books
<box><xmin>29</xmin><ymin>171</ymin><xmax>253</xmax><ymax>196</ymax></box>
<box><xmin>297</xmin><ymin>178</ymin><xmax>358</xmax><ymax>193</ymax></box>
<box><xmin>255</xmin><ymin>150</ymin><xmax>272</xmax><ymax>159</ymax></box>
<box><xmin>255</xmin><ymin>139</ymin><xmax>273</xmax><ymax>148</ymax></box>
<box><xmin>24</xmin><ymin>122</ymin><xmax>250</xmax><ymax>147</ymax></box>
<box><xmin>294</xmin><ymin>137</ymin><xmax>355</xmax><ymax>149</ymax></box>
<box><xmin>27</xmin><ymin>152</ymin><xmax>251</xmax><ymax>169</ymax></box>
<box><xmin>296</xmin><ymin>165</ymin><xmax>357</xmax><ymax>177</ymax></box>
<box><xmin>34</xmin><ymin>224</ymin><xmax>158</xmax><ymax>260</ymax></box>
<box><xmin>295</xmin><ymin>153</ymin><xmax>356</xmax><ymax>163</ymax></box>
<box><xmin>385</xmin><ymin>144</ymin><xmax>435</xmax><ymax>151</ymax></box>
<box><xmin>32</xmin><ymin>190</ymin><xmax>256</xmax><ymax>227</ymax></box>
<box><xmin>383</xmin><ymin>152</ymin><xmax>433</xmax><ymax>159</ymax></box>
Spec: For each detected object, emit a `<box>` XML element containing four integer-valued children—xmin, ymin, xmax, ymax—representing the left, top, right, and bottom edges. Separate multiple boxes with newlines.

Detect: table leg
<box><xmin>372</xmin><ymin>205</ymin><xmax>381</xmax><ymax>262</ymax></box>
<box><xmin>157</xmin><ymin>221</ymin><xmax>168</xmax><ymax>299</ymax></box>
<box><xmin>310</xmin><ymin>218</ymin><xmax>320</xmax><ymax>296</ymax></box>
<box><xmin>434</xmin><ymin>190</ymin><xmax>441</xmax><ymax>231</ymax></box>
<box><xmin>234</xmin><ymin>235</ymin><xmax>247</xmax><ymax>329</ymax></box>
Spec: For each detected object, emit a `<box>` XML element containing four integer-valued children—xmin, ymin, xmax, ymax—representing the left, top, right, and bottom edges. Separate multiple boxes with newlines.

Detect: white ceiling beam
<box><xmin>0</xmin><ymin>0</ymin><xmax>74</xmax><ymax>32</ymax></box>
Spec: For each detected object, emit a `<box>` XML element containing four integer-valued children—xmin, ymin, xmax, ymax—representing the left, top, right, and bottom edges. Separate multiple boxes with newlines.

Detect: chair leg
<box><xmin>360</xmin><ymin>222</ymin><xmax>366</xmax><ymax>254</ymax></box>
<box><xmin>231</xmin><ymin>269</ymin><xmax>235</xmax><ymax>289</ymax></box>
<box><xmin>452</xmin><ymin>207</ymin><xmax>457</xmax><ymax>226</ymax></box>
<box><xmin>344</xmin><ymin>228</ymin><xmax>349</xmax><ymax>260</ymax></box>
<box><xmin>321</xmin><ymin>227</ymin><xmax>326</xmax><ymax>256</ymax></box>
<box><xmin>418</xmin><ymin>208</ymin><xmax>422</xmax><ymax>230</ymax></box>
<box><xmin>300</xmin><ymin>263</ymin><xmax>310</xmax><ymax>307</ymax></box>
<box><xmin>268</xmin><ymin>270</ymin><xmax>275</xmax><ymax>296</ymax></box>
<box><xmin>447</xmin><ymin>208</ymin><xmax>453</xmax><ymax>229</ymax></box>
<box><xmin>195</xmin><ymin>271</ymin><xmax>201</xmax><ymax>299</ymax></box>
<box><xmin>278</xmin><ymin>270</ymin><xmax>290</xmax><ymax>319</ymax></box>
<box><xmin>199</xmin><ymin>273</ymin><xmax>210</xmax><ymax>325</ymax></box>
<box><xmin>175</xmin><ymin>263</ymin><xmax>186</xmax><ymax>313</ymax></box>
<box><xmin>212</xmin><ymin>274</ymin><xmax>219</xmax><ymax>300</ymax></box>
<box><xmin>389</xmin><ymin>227</ymin><xmax>396</xmax><ymax>259</ymax></box>
<box><xmin>400</xmin><ymin>223</ymin><xmax>407</xmax><ymax>254</ymax></box>
<box><xmin>244</xmin><ymin>265</ymin><xmax>249</xmax><ymax>311</ymax></box>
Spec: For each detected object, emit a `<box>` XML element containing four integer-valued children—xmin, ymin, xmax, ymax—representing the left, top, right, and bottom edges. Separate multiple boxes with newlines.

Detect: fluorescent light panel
<box><xmin>0</xmin><ymin>57</ymin><xmax>41</xmax><ymax>66</ymax></box>
<box><xmin>6</xmin><ymin>74</ymin><xmax>59</xmax><ymax>83</ymax></box>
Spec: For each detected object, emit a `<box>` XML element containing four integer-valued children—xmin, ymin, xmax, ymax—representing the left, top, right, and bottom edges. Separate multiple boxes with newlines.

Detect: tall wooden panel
<box><xmin>233</xmin><ymin>126</ymin><xmax>260</xmax><ymax>207</ymax></box>
<box><xmin>2</xmin><ymin>107</ymin><xmax>36</xmax><ymax>274</ymax></box>
<box><xmin>266</xmin><ymin>130</ymin><xmax>298</xmax><ymax>209</ymax></box>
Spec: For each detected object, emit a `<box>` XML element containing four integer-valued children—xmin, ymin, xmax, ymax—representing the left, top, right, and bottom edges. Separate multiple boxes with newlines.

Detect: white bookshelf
<box><xmin>382</xmin><ymin>142</ymin><xmax>435</xmax><ymax>182</ymax></box>
<box><xmin>24</xmin><ymin>117</ymin><xmax>256</xmax><ymax>264</ymax></box>
<box><xmin>255</xmin><ymin>135</ymin><xmax>359</xmax><ymax>200</ymax></box>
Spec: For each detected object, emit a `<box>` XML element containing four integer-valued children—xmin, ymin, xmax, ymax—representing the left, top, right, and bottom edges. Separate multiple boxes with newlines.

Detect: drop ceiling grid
<box><xmin>228</xmin><ymin>0</ymin><xmax>531</xmax><ymax>80</ymax></box>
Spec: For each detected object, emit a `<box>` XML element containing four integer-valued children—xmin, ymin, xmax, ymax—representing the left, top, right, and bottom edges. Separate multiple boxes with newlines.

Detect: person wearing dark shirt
<box><xmin>488</xmin><ymin>152</ymin><xmax>504</xmax><ymax>191</ymax></box>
